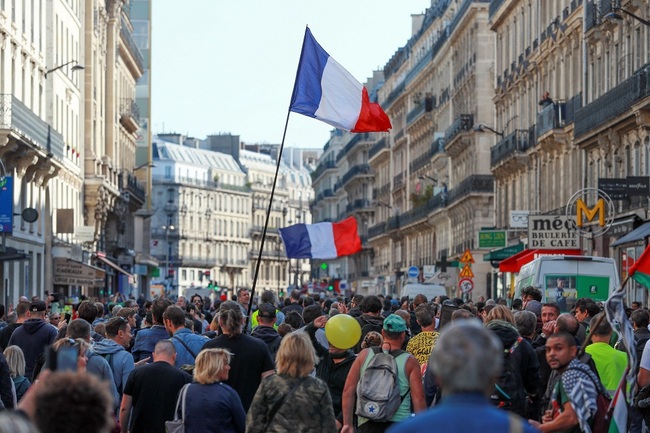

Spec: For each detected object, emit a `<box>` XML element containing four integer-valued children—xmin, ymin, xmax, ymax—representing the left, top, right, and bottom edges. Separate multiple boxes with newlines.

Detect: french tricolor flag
<box><xmin>289</xmin><ymin>28</ymin><xmax>392</xmax><ymax>133</ymax></box>
<box><xmin>279</xmin><ymin>217</ymin><xmax>362</xmax><ymax>259</ymax></box>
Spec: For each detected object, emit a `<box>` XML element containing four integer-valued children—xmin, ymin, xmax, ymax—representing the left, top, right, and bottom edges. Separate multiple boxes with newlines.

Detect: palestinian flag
<box><xmin>629</xmin><ymin>244</ymin><xmax>650</xmax><ymax>287</ymax></box>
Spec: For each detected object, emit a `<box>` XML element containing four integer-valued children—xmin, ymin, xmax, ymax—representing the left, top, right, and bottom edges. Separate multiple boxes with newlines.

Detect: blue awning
<box><xmin>611</xmin><ymin>221</ymin><xmax>650</xmax><ymax>246</ymax></box>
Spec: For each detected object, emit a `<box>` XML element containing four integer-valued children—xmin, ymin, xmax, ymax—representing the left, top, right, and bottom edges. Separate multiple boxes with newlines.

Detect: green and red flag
<box><xmin>629</xmin><ymin>244</ymin><xmax>650</xmax><ymax>287</ymax></box>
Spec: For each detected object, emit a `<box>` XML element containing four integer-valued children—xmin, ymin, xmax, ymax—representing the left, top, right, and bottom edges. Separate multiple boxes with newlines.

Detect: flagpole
<box><xmin>244</xmin><ymin>26</ymin><xmax>311</xmax><ymax>330</ymax></box>
<box><xmin>245</xmin><ymin>108</ymin><xmax>292</xmax><ymax>330</ymax></box>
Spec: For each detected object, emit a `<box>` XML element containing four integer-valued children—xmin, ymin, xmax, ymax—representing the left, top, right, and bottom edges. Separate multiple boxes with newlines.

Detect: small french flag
<box><xmin>289</xmin><ymin>27</ymin><xmax>392</xmax><ymax>133</ymax></box>
<box><xmin>279</xmin><ymin>217</ymin><xmax>362</xmax><ymax>259</ymax></box>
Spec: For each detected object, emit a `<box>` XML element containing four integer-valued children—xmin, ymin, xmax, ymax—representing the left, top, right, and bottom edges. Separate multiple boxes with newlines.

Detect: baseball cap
<box><xmin>258</xmin><ymin>303</ymin><xmax>276</xmax><ymax>319</ymax></box>
<box><xmin>383</xmin><ymin>314</ymin><xmax>407</xmax><ymax>333</ymax></box>
<box><xmin>29</xmin><ymin>300</ymin><xmax>47</xmax><ymax>312</ymax></box>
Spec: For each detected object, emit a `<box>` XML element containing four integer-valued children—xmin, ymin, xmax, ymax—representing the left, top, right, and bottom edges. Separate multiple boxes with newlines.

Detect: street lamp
<box><xmin>162</xmin><ymin>224</ymin><xmax>176</xmax><ymax>292</ymax></box>
<box><xmin>418</xmin><ymin>174</ymin><xmax>438</xmax><ymax>183</ymax></box>
<box><xmin>474</xmin><ymin>124</ymin><xmax>504</xmax><ymax>137</ymax></box>
<box><xmin>133</xmin><ymin>162</ymin><xmax>155</xmax><ymax>171</ymax></box>
<box><xmin>45</xmin><ymin>60</ymin><xmax>85</xmax><ymax>78</ymax></box>
<box><xmin>374</xmin><ymin>200</ymin><xmax>392</xmax><ymax>209</ymax></box>
<box><xmin>604</xmin><ymin>7</ymin><xmax>650</xmax><ymax>27</ymax></box>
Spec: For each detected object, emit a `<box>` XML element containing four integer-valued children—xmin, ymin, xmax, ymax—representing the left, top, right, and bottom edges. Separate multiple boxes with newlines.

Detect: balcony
<box><xmin>383</xmin><ymin>81</ymin><xmax>405</xmax><ymax>108</ymax></box>
<box><xmin>393</xmin><ymin>172</ymin><xmax>404</xmax><ymax>189</ymax></box>
<box><xmin>575</xmin><ymin>63</ymin><xmax>650</xmax><ymax>139</ymax></box>
<box><xmin>536</xmin><ymin>102</ymin><xmax>566</xmax><ymax>137</ymax></box>
<box><xmin>369</xmin><ymin>137</ymin><xmax>389</xmax><ymax>160</ymax></box>
<box><xmin>491</xmin><ymin>130</ymin><xmax>534</xmax><ymax>169</ymax></box>
<box><xmin>312</xmin><ymin>160</ymin><xmax>337</xmax><ymax>182</ymax></box>
<box><xmin>409</xmin><ymin>137</ymin><xmax>445</xmax><ymax>173</ymax></box>
<box><xmin>372</xmin><ymin>182</ymin><xmax>391</xmax><ymax>199</ymax></box>
<box><xmin>0</xmin><ymin>94</ymin><xmax>65</xmax><ymax>161</ymax></box>
<box><xmin>179</xmin><ymin>256</ymin><xmax>215</xmax><ymax>268</ymax></box>
<box><xmin>314</xmin><ymin>188</ymin><xmax>334</xmax><ymax>203</ymax></box>
<box><xmin>564</xmin><ymin>93</ymin><xmax>582</xmax><ymax>124</ymax></box>
<box><xmin>120</xmin><ymin>98</ymin><xmax>140</xmax><ymax>134</ymax></box>
<box><xmin>446</xmin><ymin>175</ymin><xmax>494</xmax><ymax>206</ymax></box>
<box><xmin>346</xmin><ymin>199</ymin><xmax>372</xmax><ymax>213</ymax></box>
<box><xmin>336</xmin><ymin>164</ymin><xmax>372</xmax><ymax>190</ymax></box>
<box><xmin>406</xmin><ymin>103</ymin><xmax>426</xmax><ymax>125</ymax></box>
<box><xmin>368</xmin><ymin>223</ymin><xmax>386</xmax><ymax>239</ymax></box>
<box><xmin>119</xmin><ymin>16</ymin><xmax>145</xmax><ymax>73</ymax></box>
<box><xmin>336</xmin><ymin>133</ymin><xmax>371</xmax><ymax>162</ymax></box>
<box><xmin>387</xmin><ymin>215</ymin><xmax>400</xmax><ymax>231</ymax></box>
<box><xmin>121</xmin><ymin>172</ymin><xmax>146</xmax><ymax>206</ymax></box>
<box><xmin>444</xmin><ymin>114</ymin><xmax>473</xmax><ymax>145</ymax></box>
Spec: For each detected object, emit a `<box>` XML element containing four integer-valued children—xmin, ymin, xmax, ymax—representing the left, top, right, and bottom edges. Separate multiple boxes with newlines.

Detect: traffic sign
<box><xmin>407</xmin><ymin>266</ymin><xmax>420</xmax><ymax>278</ymax></box>
<box><xmin>459</xmin><ymin>278</ymin><xmax>474</xmax><ymax>293</ymax></box>
<box><xmin>459</xmin><ymin>249</ymin><xmax>475</xmax><ymax>263</ymax></box>
<box><xmin>459</xmin><ymin>264</ymin><xmax>475</xmax><ymax>278</ymax></box>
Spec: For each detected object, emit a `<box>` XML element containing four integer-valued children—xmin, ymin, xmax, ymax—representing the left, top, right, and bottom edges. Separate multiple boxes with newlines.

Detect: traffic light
<box><xmin>321</xmin><ymin>263</ymin><xmax>328</xmax><ymax>270</ymax></box>
<box><xmin>328</xmin><ymin>284</ymin><xmax>334</xmax><ymax>291</ymax></box>
<box><xmin>207</xmin><ymin>280</ymin><xmax>219</xmax><ymax>291</ymax></box>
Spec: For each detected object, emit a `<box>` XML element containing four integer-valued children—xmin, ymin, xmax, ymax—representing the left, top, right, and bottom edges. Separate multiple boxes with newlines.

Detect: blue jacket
<box><xmin>132</xmin><ymin>325</ymin><xmax>169</xmax><ymax>363</ymax></box>
<box><xmin>86</xmin><ymin>348</ymin><xmax>120</xmax><ymax>409</ymax></box>
<box><xmin>386</xmin><ymin>393</ymin><xmax>539</xmax><ymax>433</ymax></box>
<box><xmin>92</xmin><ymin>339</ymin><xmax>134</xmax><ymax>396</ymax></box>
<box><xmin>170</xmin><ymin>328</ymin><xmax>208</xmax><ymax>368</ymax></box>
<box><xmin>182</xmin><ymin>382</ymin><xmax>246</xmax><ymax>433</ymax></box>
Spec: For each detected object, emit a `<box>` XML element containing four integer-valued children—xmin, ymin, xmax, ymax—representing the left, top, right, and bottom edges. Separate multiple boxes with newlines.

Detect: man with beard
<box><xmin>529</xmin><ymin>332</ymin><xmax>601</xmax><ymax>432</ymax></box>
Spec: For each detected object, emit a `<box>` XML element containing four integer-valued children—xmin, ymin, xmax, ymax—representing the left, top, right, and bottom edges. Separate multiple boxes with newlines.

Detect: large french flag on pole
<box><xmin>289</xmin><ymin>27</ymin><xmax>392</xmax><ymax>133</ymax></box>
<box><xmin>279</xmin><ymin>217</ymin><xmax>362</xmax><ymax>259</ymax></box>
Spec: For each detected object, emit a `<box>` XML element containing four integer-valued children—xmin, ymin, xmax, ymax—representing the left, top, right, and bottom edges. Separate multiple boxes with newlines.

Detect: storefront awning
<box><xmin>499</xmin><ymin>248</ymin><xmax>582</xmax><ymax>273</ymax></box>
<box><xmin>483</xmin><ymin>243</ymin><xmax>525</xmax><ymax>261</ymax></box>
<box><xmin>94</xmin><ymin>255</ymin><xmax>134</xmax><ymax>278</ymax></box>
<box><xmin>0</xmin><ymin>247</ymin><xmax>30</xmax><ymax>262</ymax></box>
<box><xmin>611</xmin><ymin>221</ymin><xmax>650</xmax><ymax>247</ymax></box>
<box><xmin>135</xmin><ymin>253</ymin><xmax>159</xmax><ymax>268</ymax></box>
<box><xmin>53</xmin><ymin>258</ymin><xmax>105</xmax><ymax>287</ymax></box>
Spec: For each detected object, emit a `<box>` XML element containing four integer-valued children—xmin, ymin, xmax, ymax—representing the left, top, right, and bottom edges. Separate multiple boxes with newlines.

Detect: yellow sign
<box><xmin>576</xmin><ymin>198</ymin><xmax>605</xmax><ymax>227</ymax></box>
<box><xmin>459</xmin><ymin>249</ymin><xmax>474</xmax><ymax>263</ymax></box>
<box><xmin>459</xmin><ymin>264</ymin><xmax>474</xmax><ymax>278</ymax></box>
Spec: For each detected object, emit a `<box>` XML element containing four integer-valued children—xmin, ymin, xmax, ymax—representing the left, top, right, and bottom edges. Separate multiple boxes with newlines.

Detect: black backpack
<box><xmin>490</xmin><ymin>336</ymin><xmax>526</xmax><ymax>416</ymax></box>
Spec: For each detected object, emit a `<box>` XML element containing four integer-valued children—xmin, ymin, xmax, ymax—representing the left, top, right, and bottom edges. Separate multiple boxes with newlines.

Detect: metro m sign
<box><xmin>575</xmin><ymin>198</ymin><xmax>605</xmax><ymax>227</ymax></box>
<box><xmin>565</xmin><ymin>188</ymin><xmax>615</xmax><ymax>238</ymax></box>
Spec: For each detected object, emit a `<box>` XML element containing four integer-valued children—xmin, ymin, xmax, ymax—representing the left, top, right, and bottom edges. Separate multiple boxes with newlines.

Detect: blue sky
<box><xmin>151</xmin><ymin>0</ymin><xmax>431</xmax><ymax>149</ymax></box>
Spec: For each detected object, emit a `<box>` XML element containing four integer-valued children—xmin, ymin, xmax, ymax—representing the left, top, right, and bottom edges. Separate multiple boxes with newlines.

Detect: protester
<box><xmin>247</xmin><ymin>331</ymin><xmax>336</xmax><ymax>433</ymax></box>
<box><xmin>0</xmin><ymin>348</ymin><xmax>14</xmax><ymax>408</ymax></box>
<box><xmin>307</xmin><ymin>314</ymin><xmax>357</xmax><ymax>428</ymax></box>
<box><xmin>181</xmin><ymin>348</ymin><xmax>246</xmax><ymax>433</ymax></box>
<box><xmin>18</xmin><ymin>370</ymin><xmax>114</xmax><ymax>433</ymax></box>
<box><xmin>4</xmin><ymin>345</ymin><xmax>30</xmax><ymax>402</ymax></box>
<box><xmin>387</xmin><ymin>321</ymin><xmax>537</xmax><ymax>433</ymax></box>
<box><xmin>354</xmin><ymin>296</ymin><xmax>385</xmax><ymax>353</ymax></box>
<box><xmin>201</xmin><ymin>301</ymin><xmax>274</xmax><ymax>412</ymax></box>
<box><xmin>250</xmin><ymin>303</ymin><xmax>282</xmax><ymax>361</ymax></box>
<box><xmin>120</xmin><ymin>340</ymin><xmax>192</xmax><ymax>433</ymax></box>
<box><xmin>342</xmin><ymin>314</ymin><xmax>425</xmax><ymax>433</ymax></box>
<box><xmin>163</xmin><ymin>305</ymin><xmax>208</xmax><ymax>368</ymax></box>
<box><xmin>406</xmin><ymin>304</ymin><xmax>439</xmax><ymax>366</ymax></box>
<box><xmin>132</xmin><ymin>298</ymin><xmax>170</xmax><ymax>363</ymax></box>
<box><xmin>584</xmin><ymin>312</ymin><xmax>627</xmax><ymax>395</ymax></box>
<box><xmin>0</xmin><ymin>302</ymin><xmax>29</xmax><ymax>350</ymax></box>
<box><xmin>93</xmin><ymin>317</ymin><xmax>135</xmax><ymax>398</ymax></box>
<box><xmin>529</xmin><ymin>332</ymin><xmax>601</xmax><ymax>432</ymax></box>
<box><xmin>8</xmin><ymin>300</ymin><xmax>58</xmax><ymax>380</ymax></box>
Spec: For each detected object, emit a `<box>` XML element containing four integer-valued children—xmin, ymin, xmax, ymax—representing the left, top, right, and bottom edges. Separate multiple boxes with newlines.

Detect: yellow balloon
<box><xmin>325</xmin><ymin>314</ymin><xmax>362</xmax><ymax>349</ymax></box>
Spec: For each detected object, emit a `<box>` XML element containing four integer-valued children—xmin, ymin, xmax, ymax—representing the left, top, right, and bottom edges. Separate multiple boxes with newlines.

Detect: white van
<box><xmin>514</xmin><ymin>255</ymin><xmax>619</xmax><ymax>311</ymax></box>
<box><xmin>401</xmin><ymin>283</ymin><xmax>448</xmax><ymax>301</ymax></box>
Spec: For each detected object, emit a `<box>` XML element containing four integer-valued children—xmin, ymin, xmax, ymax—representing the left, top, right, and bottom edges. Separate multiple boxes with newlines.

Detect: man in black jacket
<box><xmin>307</xmin><ymin>314</ymin><xmax>356</xmax><ymax>430</ymax></box>
<box><xmin>0</xmin><ymin>301</ymin><xmax>29</xmax><ymax>350</ymax></box>
<box><xmin>250</xmin><ymin>303</ymin><xmax>281</xmax><ymax>361</ymax></box>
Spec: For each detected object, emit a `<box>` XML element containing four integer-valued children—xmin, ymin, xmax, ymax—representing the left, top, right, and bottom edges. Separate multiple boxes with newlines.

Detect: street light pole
<box><xmin>162</xmin><ymin>224</ymin><xmax>175</xmax><ymax>295</ymax></box>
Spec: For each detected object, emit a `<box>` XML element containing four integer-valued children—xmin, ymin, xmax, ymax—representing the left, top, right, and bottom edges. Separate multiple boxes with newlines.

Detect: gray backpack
<box><xmin>355</xmin><ymin>347</ymin><xmax>408</xmax><ymax>422</ymax></box>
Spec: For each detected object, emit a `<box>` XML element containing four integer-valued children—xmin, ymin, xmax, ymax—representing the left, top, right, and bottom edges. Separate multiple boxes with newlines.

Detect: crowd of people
<box><xmin>0</xmin><ymin>286</ymin><xmax>644</xmax><ymax>433</ymax></box>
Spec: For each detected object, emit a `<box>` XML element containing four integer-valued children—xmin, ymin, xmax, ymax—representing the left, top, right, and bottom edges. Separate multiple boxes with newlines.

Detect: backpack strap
<box><xmin>172</xmin><ymin>335</ymin><xmax>198</xmax><ymax>359</ymax></box>
<box><xmin>566</xmin><ymin>366</ymin><xmax>607</xmax><ymax>396</ymax></box>
<box><xmin>263</xmin><ymin>378</ymin><xmax>305</xmax><ymax>431</ymax></box>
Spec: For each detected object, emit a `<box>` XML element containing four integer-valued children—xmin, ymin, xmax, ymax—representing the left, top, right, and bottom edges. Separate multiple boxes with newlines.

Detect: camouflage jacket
<box><xmin>246</xmin><ymin>374</ymin><xmax>337</xmax><ymax>433</ymax></box>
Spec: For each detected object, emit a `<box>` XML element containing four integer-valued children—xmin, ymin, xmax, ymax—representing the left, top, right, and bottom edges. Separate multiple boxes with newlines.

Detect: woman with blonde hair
<box><xmin>246</xmin><ymin>331</ymin><xmax>336</xmax><ymax>433</ymax></box>
<box><xmin>179</xmin><ymin>348</ymin><xmax>245</xmax><ymax>433</ymax></box>
<box><xmin>485</xmin><ymin>304</ymin><xmax>516</xmax><ymax>325</ymax></box>
<box><xmin>4</xmin><ymin>345</ymin><xmax>30</xmax><ymax>401</ymax></box>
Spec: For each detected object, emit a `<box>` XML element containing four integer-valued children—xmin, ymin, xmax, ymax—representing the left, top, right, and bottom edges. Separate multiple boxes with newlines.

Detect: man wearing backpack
<box><xmin>353</xmin><ymin>296</ymin><xmax>385</xmax><ymax>353</ymax></box>
<box><xmin>341</xmin><ymin>314</ymin><xmax>425</xmax><ymax>433</ymax></box>
<box><xmin>529</xmin><ymin>332</ymin><xmax>602</xmax><ymax>432</ymax></box>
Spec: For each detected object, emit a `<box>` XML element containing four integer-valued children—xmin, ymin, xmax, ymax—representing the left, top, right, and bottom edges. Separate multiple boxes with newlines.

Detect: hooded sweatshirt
<box><xmin>92</xmin><ymin>338</ymin><xmax>134</xmax><ymax>396</ymax></box>
<box><xmin>8</xmin><ymin>319</ymin><xmax>57</xmax><ymax>380</ymax></box>
<box><xmin>485</xmin><ymin>320</ymin><xmax>540</xmax><ymax>417</ymax></box>
<box><xmin>251</xmin><ymin>325</ymin><xmax>282</xmax><ymax>361</ymax></box>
